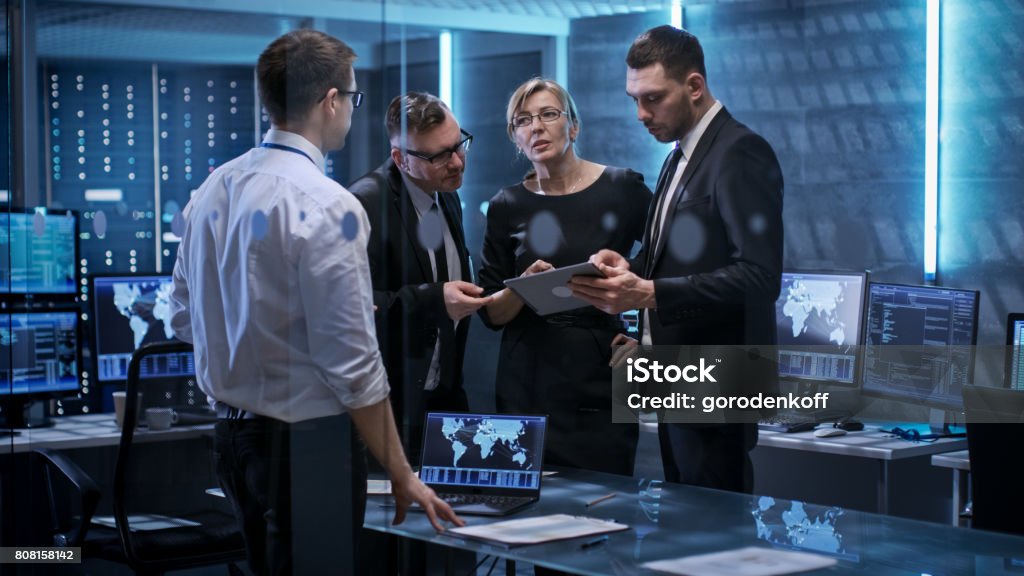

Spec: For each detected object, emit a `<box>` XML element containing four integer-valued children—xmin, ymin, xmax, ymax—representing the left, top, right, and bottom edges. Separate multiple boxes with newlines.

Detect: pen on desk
<box><xmin>579</xmin><ymin>535</ymin><xmax>608</xmax><ymax>550</ymax></box>
<box><xmin>585</xmin><ymin>492</ymin><xmax>616</xmax><ymax>508</ymax></box>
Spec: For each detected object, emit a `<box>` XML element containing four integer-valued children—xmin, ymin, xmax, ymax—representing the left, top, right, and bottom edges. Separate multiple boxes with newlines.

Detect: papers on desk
<box><xmin>93</xmin><ymin>514</ymin><xmax>202</xmax><ymax>532</ymax></box>
<box><xmin>367</xmin><ymin>479</ymin><xmax>392</xmax><ymax>495</ymax></box>
<box><xmin>643</xmin><ymin>546</ymin><xmax>836</xmax><ymax>576</ymax></box>
<box><xmin>446</xmin><ymin>514</ymin><xmax>627</xmax><ymax>547</ymax></box>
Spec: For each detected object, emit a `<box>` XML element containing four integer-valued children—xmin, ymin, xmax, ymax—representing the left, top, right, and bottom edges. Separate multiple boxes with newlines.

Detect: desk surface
<box><xmin>1</xmin><ymin>413</ymin><xmax>213</xmax><ymax>454</ymax></box>
<box><xmin>365</xmin><ymin>468</ymin><xmax>1024</xmax><ymax>575</ymax></box>
<box><xmin>932</xmin><ymin>449</ymin><xmax>971</xmax><ymax>471</ymax></box>
<box><xmin>757</xmin><ymin>425</ymin><xmax>967</xmax><ymax>460</ymax></box>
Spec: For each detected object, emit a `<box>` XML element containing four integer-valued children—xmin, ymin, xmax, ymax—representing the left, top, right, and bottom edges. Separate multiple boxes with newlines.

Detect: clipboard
<box><xmin>503</xmin><ymin>262</ymin><xmax>606</xmax><ymax>316</ymax></box>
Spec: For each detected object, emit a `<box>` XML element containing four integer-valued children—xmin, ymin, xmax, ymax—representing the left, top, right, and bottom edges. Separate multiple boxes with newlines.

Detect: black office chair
<box><xmin>111</xmin><ymin>340</ymin><xmax>246</xmax><ymax>574</ymax></box>
<box><xmin>962</xmin><ymin>385</ymin><xmax>1024</xmax><ymax>536</ymax></box>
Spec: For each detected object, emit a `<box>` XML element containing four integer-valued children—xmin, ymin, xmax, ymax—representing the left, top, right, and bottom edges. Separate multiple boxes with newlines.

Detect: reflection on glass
<box><xmin>752</xmin><ymin>495</ymin><xmax>859</xmax><ymax>562</ymax></box>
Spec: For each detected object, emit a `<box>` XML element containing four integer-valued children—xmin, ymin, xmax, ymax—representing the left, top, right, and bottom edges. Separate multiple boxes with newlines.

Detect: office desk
<box><xmin>365</xmin><ymin>468</ymin><xmax>1024</xmax><ymax>575</ymax></box>
<box><xmin>1</xmin><ymin>413</ymin><xmax>214</xmax><ymax>454</ymax></box>
<box><xmin>756</xmin><ymin>425</ymin><xmax>966</xmax><ymax>514</ymax></box>
<box><xmin>932</xmin><ymin>450</ymin><xmax>971</xmax><ymax>526</ymax></box>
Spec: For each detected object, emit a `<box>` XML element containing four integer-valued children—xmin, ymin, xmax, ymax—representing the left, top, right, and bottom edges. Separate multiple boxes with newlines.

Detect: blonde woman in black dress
<box><xmin>478</xmin><ymin>77</ymin><xmax>652</xmax><ymax>476</ymax></box>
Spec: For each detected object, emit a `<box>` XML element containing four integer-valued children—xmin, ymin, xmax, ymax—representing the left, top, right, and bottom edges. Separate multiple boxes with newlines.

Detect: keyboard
<box><xmin>757</xmin><ymin>414</ymin><xmax>818</xmax><ymax>433</ymax></box>
<box><xmin>438</xmin><ymin>493</ymin><xmax>533</xmax><ymax>510</ymax></box>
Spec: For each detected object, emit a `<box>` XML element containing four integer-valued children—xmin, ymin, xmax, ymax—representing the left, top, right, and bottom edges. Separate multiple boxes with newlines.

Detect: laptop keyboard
<box><xmin>438</xmin><ymin>494</ymin><xmax>532</xmax><ymax>509</ymax></box>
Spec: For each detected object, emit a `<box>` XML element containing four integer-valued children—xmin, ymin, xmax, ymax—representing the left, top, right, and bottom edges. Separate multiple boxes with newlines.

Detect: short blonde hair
<box><xmin>505</xmin><ymin>77</ymin><xmax>580</xmax><ymax>142</ymax></box>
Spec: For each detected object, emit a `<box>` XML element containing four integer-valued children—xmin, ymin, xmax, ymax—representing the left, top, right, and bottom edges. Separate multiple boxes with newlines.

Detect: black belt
<box><xmin>215</xmin><ymin>402</ymin><xmax>260</xmax><ymax>420</ymax></box>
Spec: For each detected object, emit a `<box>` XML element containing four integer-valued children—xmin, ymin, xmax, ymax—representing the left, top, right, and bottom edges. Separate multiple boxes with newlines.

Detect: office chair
<box><xmin>962</xmin><ymin>385</ymin><xmax>1024</xmax><ymax>536</ymax></box>
<box><xmin>110</xmin><ymin>340</ymin><xmax>246</xmax><ymax>574</ymax></box>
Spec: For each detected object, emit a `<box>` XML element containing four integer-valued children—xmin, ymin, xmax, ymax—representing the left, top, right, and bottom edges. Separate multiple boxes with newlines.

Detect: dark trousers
<box><xmin>658</xmin><ymin>423</ymin><xmax>757</xmax><ymax>493</ymax></box>
<box><xmin>213</xmin><ymin>413</ymin><xmax>367</xmax><ymax>576</ymax></box>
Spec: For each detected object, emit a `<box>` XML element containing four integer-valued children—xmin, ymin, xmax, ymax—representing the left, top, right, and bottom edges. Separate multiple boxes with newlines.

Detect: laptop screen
<box><xmin>1007</xmin><ymin>314</ymin><xmax>1024</xmax><ymax>390</ymax></box>
<box><xmin>419</xmin><ymin>412</ymin><xmax>546</xmax><ymax>490</ymax></box>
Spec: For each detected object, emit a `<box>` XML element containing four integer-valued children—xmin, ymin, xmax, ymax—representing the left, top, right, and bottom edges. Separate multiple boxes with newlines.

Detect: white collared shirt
<box><xmin>400</xmin><ymin>173</ymin><xmax>461</xmax><ymax>391</ymax></box>
<box><xmin>170</xmin><ymin>128</ymin><xmax>389</xmax><ymax>422</ymax></box>
<box><xmin>642</xmin><ymin>100</ymin><xmax>724</xmax><ymax>346</ymax></box>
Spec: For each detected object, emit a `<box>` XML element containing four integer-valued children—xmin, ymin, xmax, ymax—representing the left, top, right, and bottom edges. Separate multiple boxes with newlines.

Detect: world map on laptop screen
<box><xmin>420</xmin><ymin>413</ymin><xmax>546</xmax><ymax>490</ymax></box>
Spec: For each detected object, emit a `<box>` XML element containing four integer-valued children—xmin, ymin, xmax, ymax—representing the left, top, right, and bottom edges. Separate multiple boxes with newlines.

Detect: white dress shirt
<box><xmin>170</xmin><ymin>128</ymin><xmax>390</xmax><ymax>423</ymax></box>
<box><xmin>642</xmin><ymin>100</ymin><xmax>723</xmax><ymax>346</ymax></box>
<box><xmin>401</xmin><ymin>173</ymin><xmax>460</xmax><ymax>391</ymax></box>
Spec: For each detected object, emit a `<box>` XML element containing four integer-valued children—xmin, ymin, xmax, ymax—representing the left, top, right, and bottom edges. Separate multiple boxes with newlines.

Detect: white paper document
<box><xmin>446</xmin><ymin>514</ymin><xmax>628</xmax><ymax>546</ymax></box>
<box><xmin>643</xmin><ymin>546</ymin><xmax>836</xmax><ymax>576</ymax></box>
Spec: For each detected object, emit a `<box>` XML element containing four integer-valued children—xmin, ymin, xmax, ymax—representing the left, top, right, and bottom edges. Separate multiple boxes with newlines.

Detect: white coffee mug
<box><xmin>112</xmin><ymin>391</ymin><xmax>143</xmax><ymax>430</ymax></box>
<box><xmin>146</xmin><ymin>407</ymin><xmax>178</xmax><ymax>431</ymax></box>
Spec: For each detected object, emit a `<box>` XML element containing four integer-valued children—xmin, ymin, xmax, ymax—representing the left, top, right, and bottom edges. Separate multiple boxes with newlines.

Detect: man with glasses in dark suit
<box><xmin>350</xmin><ymin>92</ymin><xmax>489</xmax><ymax>462</ymax></box>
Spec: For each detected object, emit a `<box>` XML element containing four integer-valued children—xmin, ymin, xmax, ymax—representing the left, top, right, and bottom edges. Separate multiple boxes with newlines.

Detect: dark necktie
<box><xmin>645</xmin><ymin>146</ymin><xmax>684</xmax><ymax>274</ymax></box>
<box><xmin>430</xmin><ymin>201</ymin><xmax>449</xmax><ymax>283</ymax></box>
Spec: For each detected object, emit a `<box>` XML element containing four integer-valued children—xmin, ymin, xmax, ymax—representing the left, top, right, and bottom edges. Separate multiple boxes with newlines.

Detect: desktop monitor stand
<box><xmin>929</xmin><ymin>407</ymin><xmax>955</xmax><ymax>435</ymax></box>
<box><xmin>0</xmin><ymin>398</ymin><xmax>56</xmax><ymax>430</ymax></box>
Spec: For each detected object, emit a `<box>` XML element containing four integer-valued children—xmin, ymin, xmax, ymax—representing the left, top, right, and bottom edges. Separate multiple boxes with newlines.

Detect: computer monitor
<box><xmin>0</xmin><ymin>310</ymin><xmax>81</xmax><ymax>428</ymax></box>
<box><xmin>0</xmin><ymin>209</ymin><xmax>78</xmax><ymax>297</ymax></box>
<box><xmin>775</xmin><ymin>271</ymin><xmax>867</xmax><ymax>386</ymax></box>
<box><xmin>91</xmin><ymin>274</ymin><xmax>194</xmax><ymax>382</ymax></box>
<box><xmin>1006</xmin><ymin>313</ymin><xmax>1024</xmax><ymax>390</ymax></box>
<box><xmin>862</xmin><ymin>282</ymin><xmax>980</xmax><ymax>411</ymax></box>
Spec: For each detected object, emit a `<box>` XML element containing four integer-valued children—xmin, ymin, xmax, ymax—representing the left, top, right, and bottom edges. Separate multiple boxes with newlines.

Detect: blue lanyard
<box><xmin>261</xmin><ymin>142</ymin><xmax>317</xmax><ymax>167</ymax></box>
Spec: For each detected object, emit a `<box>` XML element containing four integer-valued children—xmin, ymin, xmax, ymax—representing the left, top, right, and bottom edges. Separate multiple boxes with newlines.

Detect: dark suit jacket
<box><xmin>639</xmin><ymin>107</ymin><xmax>784</xmax><ymax>348</ymax></box>
<box><xmin>636</xmin><ymin>107</ymin><xmax>784</xmax><ymax>421</ymax></box>
<box><xmin>348</xmin><ymin>160</ymin><xmax>471</xmax><ymax>447</ymax></box>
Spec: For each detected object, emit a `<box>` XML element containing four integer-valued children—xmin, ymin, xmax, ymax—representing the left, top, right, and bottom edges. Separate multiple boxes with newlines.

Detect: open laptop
<box><xmin>417</xmin><ymin>412</ymin><xmax>547</xmax><ymax>516</ymax></box>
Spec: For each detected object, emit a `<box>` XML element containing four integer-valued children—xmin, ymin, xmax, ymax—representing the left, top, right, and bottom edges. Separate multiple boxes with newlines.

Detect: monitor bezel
<box><xmin>1</xmin><ymin>208</ymin><xmax>80</xmax><ymax>301</ymax></box>
<box><xmin>861</xmin><ymin>281</ymin><xmax>981</xmax><ymax>411</ymax></box>
<box><xmin>1004</xmin><ymin>313</ymin><xmax>1024</xmax><ymax>390</ymax></box>
<box><xmin>88</xmin><ymin>272</ymin><xmax>176</xmax><ymax>383</ymax></box>
<box><xmin>775</xmin><ymin>269</ymin><xmax>869</xmax><ymax>389</ymax></box>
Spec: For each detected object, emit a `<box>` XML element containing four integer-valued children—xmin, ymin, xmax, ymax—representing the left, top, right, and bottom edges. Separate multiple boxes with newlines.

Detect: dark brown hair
<box><xmin>626</xmin><ymin>25</ymin><xmax>707</xmax><ymax>83</ymax></box>
<box><xmin>385</xmin><ymin>92</ymin><xmax>450</xmax><ymax>142</ymax></box>
<box><xmin>257</xmin><ymin>29</ymin><xmax>356</xmax><ymax>124</ymax></box>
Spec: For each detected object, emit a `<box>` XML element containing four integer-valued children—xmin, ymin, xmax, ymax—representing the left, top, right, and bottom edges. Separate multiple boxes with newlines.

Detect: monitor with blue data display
<box><xmin>862</xmin><ymin>282</ymin><xmax>979</xmax><ymax>411</ymax></box>
<box><xmin>0</xmin><ymin>310</ymin><xmax>81</xmax><ymax>427</ymax></box>
<box><xmin>1006</xmin><ymin>313</ymin><xmax>1024</xmax><ymax>390</ymax></box>
<box><xmin>775</xmin><ymin>271</ymin><xmax>867</xmax><ymax>386</ymax></box>
<box><xmin>0</xmin><ymin>209</ymin><xmax>78</xmax><ymax>296</ymax></box>
<box><xmin>91</xmin><ymin>274</ymin><xmax>194</xmax><ymax>382</ymax></box>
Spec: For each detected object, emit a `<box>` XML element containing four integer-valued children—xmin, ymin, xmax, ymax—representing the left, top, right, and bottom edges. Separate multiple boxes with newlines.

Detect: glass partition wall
<box><xmin>2</xmin><ymin>0</ymin><xmax>1023</xmax><ymax>570</ymax></box>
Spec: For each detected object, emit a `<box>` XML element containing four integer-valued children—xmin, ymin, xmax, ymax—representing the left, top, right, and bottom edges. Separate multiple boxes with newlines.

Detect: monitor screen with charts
<box><xmin>1006</xmin><ymin>313</ymin><xmax>1024</xmax><ymax>390</ymax></box>
<box><xmin>91</xmin><ymin>275</ymin><xmax>194</xmax><ymax>382</ymax></box>
<box><xmin>862</xmin><ymin>282</ymin><xmax>979</xmax><ymax>410</ymax></box>
<box><xmin>0</xmin><ymin>311</ymin><xmax>80</xmax><ymax>397</ymax></box>
<box><xmin>0</xmin><ymin>209</ymin><xmax>78</xmax><ymax>296</ymax></box>
<box><xmin>419</xmin><ymin>412</ymin><xmax>546</xmax><ymax>491</ymax></box>
<box><xmin>775</xmin><ymin>271</ymin><xmax>867</xmax><ymax>386</ymax></box>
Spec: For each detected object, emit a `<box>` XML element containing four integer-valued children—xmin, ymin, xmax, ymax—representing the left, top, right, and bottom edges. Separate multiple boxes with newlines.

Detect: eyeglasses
<box><xmin>319</xmin><ymin>90</ymin><xmax>363</xmax><ymax>109</ymax></box>
<box><xmin>405</xmin><ymin>129</ymin><xmax>473</xmax><ymax>165</ymax></box>
<box><xmin>511</xmin><ymin>109</ymin><xmax>567</xmax><ymax>129</ymax></box>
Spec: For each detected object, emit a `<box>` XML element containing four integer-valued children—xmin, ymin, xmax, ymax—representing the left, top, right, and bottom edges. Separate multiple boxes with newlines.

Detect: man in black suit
<box><xmin>571</xmin><ymin>25</ymin><xmax>784</xmax><ymax>493</ymax></box>
<box><xmin>349</xmin><ymin>92</ymin><xmax>490</xmax><ymax>462</ymax></box>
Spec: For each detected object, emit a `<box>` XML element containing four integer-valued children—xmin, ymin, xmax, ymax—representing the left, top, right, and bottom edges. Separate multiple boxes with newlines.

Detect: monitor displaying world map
<box><xmin>419</xmin><ymin>413</ymin><xmax>546</xmax><ymax>490</ymax></box>
<box><xmin>92</xmin><ymin>274</ymin><xmax>193</xmax><ymax>381</ymax></box>
<box><xmin>775</xmin><ymin>271</ymin><xmax>867</xmax><ymax>385</ymax></box>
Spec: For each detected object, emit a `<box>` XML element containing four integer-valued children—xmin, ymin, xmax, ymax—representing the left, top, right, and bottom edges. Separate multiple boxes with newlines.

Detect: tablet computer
<box><xmin>503</xmin><ymin>262</ymin><xmax>606</xmax><ymax>316</ymax></box>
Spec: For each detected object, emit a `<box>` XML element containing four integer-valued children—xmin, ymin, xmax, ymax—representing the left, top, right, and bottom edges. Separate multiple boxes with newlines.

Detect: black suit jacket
<box><xmin>635</xmin><ymin>107</ymin><xmax>784</xmax><ymax>419</ymax></box>
<box><xmin>348</xmin><ymin>160</ymin><xmax>471</xmax><ymax>442</ymax></box>
<box><xmin>639</xmin><ymin>107</ymin><xmax>784</xmax><ymax>348</ymax></box>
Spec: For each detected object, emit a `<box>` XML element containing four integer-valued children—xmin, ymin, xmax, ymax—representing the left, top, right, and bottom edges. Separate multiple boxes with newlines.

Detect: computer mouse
<box><xmin>814</xmin><ymin>427</ymin><xmax>848</xmax><ymax>438</ymax></box>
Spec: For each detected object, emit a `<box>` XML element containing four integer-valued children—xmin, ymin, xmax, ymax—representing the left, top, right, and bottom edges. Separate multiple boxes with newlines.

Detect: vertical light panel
<box><xmin>439</xmin><ymin>30</ymin><xmax>453</xmax><ymax>109</ymax></box>
<box><xmin>924</xmin><ymin>0</ymin><xmax>940</xmax><ymax>281</ymax></box>
<box><xmin>671</xmin><ymin>1</ymin><xmax>683</xmax><ymax>29</ymax></box>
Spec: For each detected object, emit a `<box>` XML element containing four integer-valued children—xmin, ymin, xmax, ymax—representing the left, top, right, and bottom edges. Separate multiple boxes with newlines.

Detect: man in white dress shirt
<box><xmin>170</xmin><ymin>30</ymin><xmax>461</xmax><ymax>575</ymax></box>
